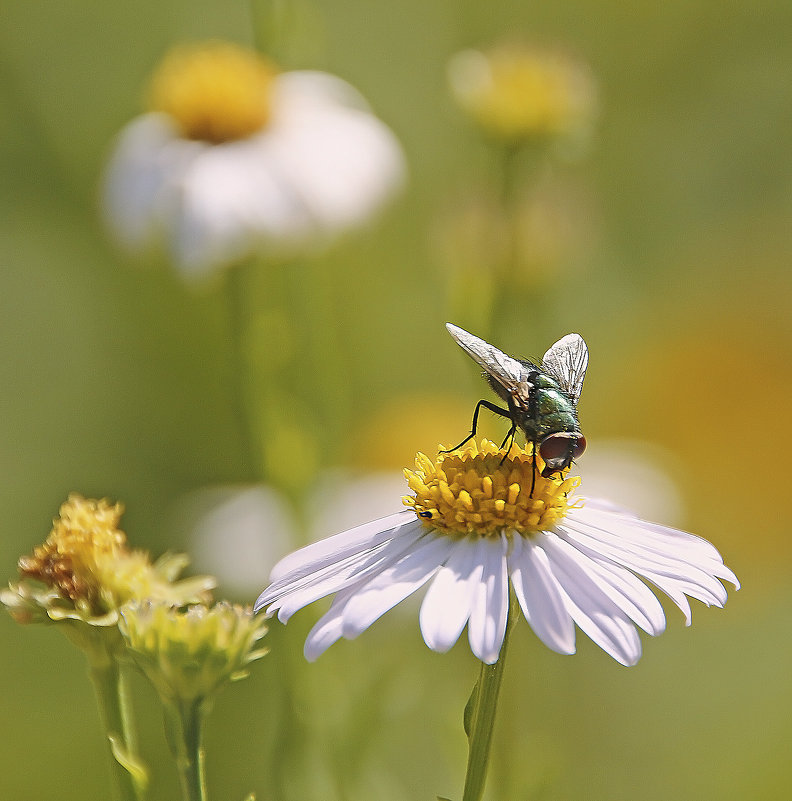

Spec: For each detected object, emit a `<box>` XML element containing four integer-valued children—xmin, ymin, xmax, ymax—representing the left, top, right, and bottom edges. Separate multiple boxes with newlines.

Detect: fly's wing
<box><xmin>446</xmin><ymin>323</ymin><xmax>531</xmax><ymax>396</ymax></box>
<box><xmin>541</xmin><ymin>333</ymin><xmax>588</xmax><ymax>403</ymax></box>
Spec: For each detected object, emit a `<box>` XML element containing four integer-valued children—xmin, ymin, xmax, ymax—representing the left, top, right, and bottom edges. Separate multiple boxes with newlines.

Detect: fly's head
<box><xmin>538</xmin><ymin>432</ymin><xmax>586</xmax><ymax>476</ymax></box>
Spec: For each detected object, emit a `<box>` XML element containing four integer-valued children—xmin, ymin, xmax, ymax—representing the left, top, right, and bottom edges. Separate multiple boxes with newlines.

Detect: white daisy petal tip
<box><xmin>253</xmin><ymin>440</ymin><xmax>738</xmax><ymax>667</ymax></box>
<box><xmin>252</xmin><ymin>595</ymin><xmax>266</xmax><ymax>614</ymax></box>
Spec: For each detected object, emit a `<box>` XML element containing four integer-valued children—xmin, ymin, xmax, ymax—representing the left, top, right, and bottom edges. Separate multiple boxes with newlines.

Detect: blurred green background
<box><xmin>2</xmin><ymin>1</ymin><xmax>791</xmax><ymax>799</ymax></box>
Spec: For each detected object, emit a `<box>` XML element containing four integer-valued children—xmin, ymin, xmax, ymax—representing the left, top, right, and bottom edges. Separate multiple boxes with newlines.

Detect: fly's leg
<box><xmin>497</xmin><ymin>423</ymin><xmax>519</xmax><ymax>466</ymax></box>
<box><xmin>530</xmin><ymin>449</ymin><xmax>537</xmax><ymax>496</ymax></box>
<box><xmin>441</xmin><ymin>399</ymin><xmax>512</xmax><ymax>454</ymax></box>
<box><xmin>498</xmin><ymin>423</ymin><xmax>517</xmax><ymax>453</ymax></box>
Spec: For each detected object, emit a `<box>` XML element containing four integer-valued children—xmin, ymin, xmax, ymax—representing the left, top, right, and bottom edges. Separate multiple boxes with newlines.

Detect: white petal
<box><xmin>103</xmin><ymin>114</ymin><xmax>201</xmax><ymax>250</ymax></box>
<box><xmin>175</xmin><ymin>136</ymin><xmax>311</xmax><ymax>274</ymax></box>
<box><xmin>559</xmin><ymin>510</ymin><xmax>735</xmax><ymax>618</ymax></box>
<box><xmin>180</xmin><ymin>484</ymin><xmax>296</xmax><ymax>594</ymax></box>
<box><xmin>269</xmin><ymin>523</ymin><xmax>426</xmax><ymax>623</ymax></box>
<box><xmin>467</xmin><ymin>536</ymin><xmax>509</xmax><ymax>664</ymax></box>
<box><xmin>303</xmin><ymin>587</ymin><xmax>358</xmax><ymax>661</ymax></box>
<box><xmin>551</xmin><ymin>532</ymin><xmax>667</xmax><ymax>636</ymax></box>
<box><xmin>269</xmin><ymin>511</ymin><xmax>416</xmax><ymax>583</ymax></box>
<box><xmin>575</xmin><ymin>502</ymin><xmax>735</xmax><ymax>571</ymax></box>
<box><xmin>272</xmin><ymin>71</ymin><xmax>376</xmax><ymax>116</ymax></box>
<box><xmin>540</xmin><ymin>535</ymin><xmax>642</xmax><ymax>666</ymax></box>
<box><xmin>565</xmin><ymin>506</ymin><xmax>736</xmax><ymax>587</ymax></box>
<box><xmin>419</xmin><ymin>537</ymin><xmax>483</xmax><ymax>653</ymax></box>
<box><xmin>256</xmin><ymin>513</ymin><xmax>421</xmax><ymax>613</ymax></box>
<box><xmin>302</xmin><ymin>531</ymin><xmax>443</xmax><ymax>661</ymax></box>
<box><xmin>509</xmin><ymin>536</ymin><xmax>576</xmax><ymax>655</ymax></box>
<box><xmin>266</xmin><ymin>71</ymin><xmax>405</xmax><ymax>231</ymax></box>
<box><xmin>340</xmin><ymin>534</ymin><xmax>454</xmax><ymax>638</ymax></box>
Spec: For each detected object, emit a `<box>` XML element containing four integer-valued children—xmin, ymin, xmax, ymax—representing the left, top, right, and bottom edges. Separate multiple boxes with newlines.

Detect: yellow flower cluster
<box><xmin>12</xmin><ymin>494</ymin><xmax>214</xmax><ymax>620</ymax></box>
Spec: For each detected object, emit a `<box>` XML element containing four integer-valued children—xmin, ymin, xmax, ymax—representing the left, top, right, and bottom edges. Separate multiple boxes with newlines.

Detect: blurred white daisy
<box><xmin>170</xmin><ymin>485</ymin><xmax>297</xmax><ymax>595</ymax></box>
<box><xmin>255</xmin><ymin>440</ymin><xmax>738</xmax><ymax>666</ymax></box>
<box><xmin>103</xmin><ymin>41</ymin><xmax>405</xmax><ymax>278</ymax></box>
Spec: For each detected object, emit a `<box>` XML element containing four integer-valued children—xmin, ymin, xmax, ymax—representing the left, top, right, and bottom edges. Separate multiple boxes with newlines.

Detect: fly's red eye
<box><xmin>539</xmin><ymin>433</ymin><xmax>585</xmax><ymax>468</ymax></box>
<box><xmin>539</xmin><ymin>434</ymin><xmax>573</xmax><ymax>464</ymax></box>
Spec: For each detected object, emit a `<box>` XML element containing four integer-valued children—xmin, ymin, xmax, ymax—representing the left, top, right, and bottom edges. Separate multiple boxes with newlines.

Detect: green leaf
<box><xmin>463</xmin><ymin>676</ymin><xmax>481</xmax><ymax>739</ymax></box>
<box><xmin>108</xmin><ymin>733</ymin><xmax>150</xmax><ymax>791</ymax></box>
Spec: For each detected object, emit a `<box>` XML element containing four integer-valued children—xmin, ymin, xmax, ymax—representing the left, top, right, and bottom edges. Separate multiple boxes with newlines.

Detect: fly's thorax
<box><xmin>535</xmin><ymin>386</ymin><xmax>578</xmax><ymax>432</ymax></box>
<box><xmin>516</xmin><ymin>406</ymin><xmax>579</xmax><ymax>441</ymax></box>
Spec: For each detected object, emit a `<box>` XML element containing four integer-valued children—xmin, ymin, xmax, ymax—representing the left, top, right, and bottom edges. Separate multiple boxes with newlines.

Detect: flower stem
<box><xmin>224</xmin><ymin>261</ymin><xmax>260</xmax><ymax>481</ymax></box>
<box><xmin>461</xmin><ymin>593</ymin><xmax>520</xmax><ymax>801</ymax></box>
<box><xmin>165</xmin><ymin>700</ymin><xmax>209</xmax><ymax>801</ymax></box>
<box><xmin>88</xmin><ymin>653</ymin><xmax>145</xmax><ymax>801</ymax></box>
<box><xmin>490</xmin><ymin>143</ymin><xmax>549</xmax><ymax>343</ymax></box>
<box><xmin>118</xmin><ymin>663</ymin><xmax>140</xmax><ymax>764</ymax></box>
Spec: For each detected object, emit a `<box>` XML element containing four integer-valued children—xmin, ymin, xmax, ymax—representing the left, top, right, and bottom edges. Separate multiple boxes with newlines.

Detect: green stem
<box><xmin>88</xmin><ymin>655</ymin><xmax>142</xmax><ymax>801</ymax></box>
<box><xmin>301</xmin><ymin>257</ymin><xmax>349</xmax><ymax>457</ymax></box>
<box><xmin>248</xmin><ymin>0</ymin><xmax>291</xmax><ymax>59</ymax></box>
<box><xmin>167</xmin><ymin>700</ymin><xmax>209</xmax><ymax>801</ymax></box>
<box><xmin>492</xmin><ymin>143</ymin><xmax>552</xmax><ymax>344</ymax></box>
<box><xmin>461</xmin><ymin>593</ymin><xmax>520</xmax><ymax>801</ymax></box>
<box><xmin>118</xmin><ymin>663</ymin><xmax>139</xmax><ymax>765</ymax></box>
<box><xmin>224</xmin><ymin>261</ymin><xmax>260</xmax><ymax>481</ymax></box>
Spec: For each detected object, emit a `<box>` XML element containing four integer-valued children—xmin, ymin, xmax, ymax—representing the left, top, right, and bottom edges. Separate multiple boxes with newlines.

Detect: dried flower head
<box><xmin>2</xmin><ymin>495</ymin><xmax>215</xmax><ymax>631</ymax></box>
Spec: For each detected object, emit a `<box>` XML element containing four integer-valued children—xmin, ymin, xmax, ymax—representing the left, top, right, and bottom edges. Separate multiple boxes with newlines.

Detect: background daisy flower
<box><xmin>102</xmin><ymin>41</ymin><xmax>406</xmax><ymax>278</ymax></box>
<box><xmin>255</xmin><ymin>440</ymin><xmax>738</xmax><ymax>667</ymax></box>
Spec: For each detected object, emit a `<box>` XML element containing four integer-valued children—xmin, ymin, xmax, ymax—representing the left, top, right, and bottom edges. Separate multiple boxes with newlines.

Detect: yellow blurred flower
<box><xmin>348</xmin><ymin>392</ymin><xmax>474</xmax><ymax>471</ymax></box>
<box><xmin>148</xmin><ymin>41</ymin><xmax>278</xmax><ymax>144</ymax></box>
<box><xmin>103</xmin><ymin>40</ymin><xmax>405</xmax><ymax>278</ymax></box>
<box><xmin>448</xmin><ymin>43</ymin><xmax>597</xmax><ymax>150</ymax></box>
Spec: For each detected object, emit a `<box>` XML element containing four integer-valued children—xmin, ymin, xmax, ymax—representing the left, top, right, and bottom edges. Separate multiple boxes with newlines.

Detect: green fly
<box><xmin>445</xmin><ymin>323</ymin><xmax>588</xmax><ymax>488</ymax></box>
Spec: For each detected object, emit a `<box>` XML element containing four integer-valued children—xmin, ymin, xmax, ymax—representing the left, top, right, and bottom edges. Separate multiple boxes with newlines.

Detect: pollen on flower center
<box><xmin>402</xmin><ymin>439</ymin><xmax>579</xmax><ymax>537</ymax></box>
<box><xmin>148</xmin><ymin>41</ymin><xmax>278</xmax><ymax>144</ymax></box>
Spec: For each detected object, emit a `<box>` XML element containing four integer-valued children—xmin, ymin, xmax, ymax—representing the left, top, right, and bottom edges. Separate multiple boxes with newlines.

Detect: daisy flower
<box><xmin>103</xmin><ymin>41</ymin><xmax>405</xmax><ymax>278</ymax></box>
<box><xmin>255</xmin><ymin>440</ymin><xmax>738</xmax><ymax>666</ymax></box>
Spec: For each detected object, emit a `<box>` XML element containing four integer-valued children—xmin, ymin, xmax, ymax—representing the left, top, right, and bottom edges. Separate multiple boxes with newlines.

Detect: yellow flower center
<box><xmin>402</xmin><ymin>439</ymin><xmax>579</xmax><ymax>537</ymax></box>
<box><xmin>448</xmin><ymin>45</ymin><xmax>596</xmax><ymax>144</ymax></box>
<box><xmin>148</xmin><ymin>41</ymin><xmax>278</xmax><ymax>144</ymax></box>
